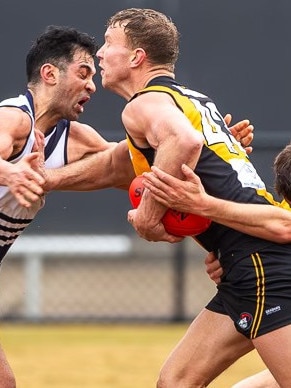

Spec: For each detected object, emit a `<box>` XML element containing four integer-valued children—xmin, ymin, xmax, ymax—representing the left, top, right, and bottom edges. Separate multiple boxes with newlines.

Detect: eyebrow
<box><xmin>79</xmin><ymin>63</ymin><xmax>96</xmax><ymax>74</ymax></box>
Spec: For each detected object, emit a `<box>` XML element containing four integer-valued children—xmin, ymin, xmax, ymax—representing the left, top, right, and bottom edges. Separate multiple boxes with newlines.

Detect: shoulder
<box><xmin>0</xmin><ymin>106</ymin><xmax>31</xmax><ymax>138</ymax></box>
<box><xmin>69</xmin><ymin>121</ymin><xmax>109</xmax><ymax>144</ymax></box>
<box><xmin>66</xmin><ymin>121</ymin><xmax>114</xmax><ymax>163</ymax></box>
<box><xmin>123</xmin><ymin>90</ymin><xmax>176</xmax><ymax>125</ymax></box>
<box><xmin>130</xmin><ymin>88</ymin><xmax>176</xmax><ymax>107</ymax></box>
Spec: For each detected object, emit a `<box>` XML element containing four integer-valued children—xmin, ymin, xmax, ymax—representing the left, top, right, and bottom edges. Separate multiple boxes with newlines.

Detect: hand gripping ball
<box><xmin>129</xmin><ymin>175</ymin><xmax>211</xmax><ymax>236</ymax></box>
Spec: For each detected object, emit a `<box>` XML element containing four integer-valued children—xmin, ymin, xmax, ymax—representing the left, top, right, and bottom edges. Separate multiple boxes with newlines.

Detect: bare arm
<box><xmin>126</xmin><ymin>106</ymin><xmax>253</xmax><ymax>243</ymax></box>
<box><xmin>142</xmin><ymin>164</ymin><xmax>291</xmax><ymax>244</ymax></box>
<box><xmin>44</xmin><ymin>121</ymin><xmax>135</xmax><ymax>191</ymax></box>
<box><xmin>45</xmin><ymin>139</ymin><xmax>135</xmax><ymax>191</ymax></box>
<box><xmin>124</xmin><ymin>92</ymin><xmax>204</xmax><ymax>242</ymax></box>
<box><xmin>0</xmin><ymin>108</ymin><xmax>45</xmax><ymax>207</ymax></box>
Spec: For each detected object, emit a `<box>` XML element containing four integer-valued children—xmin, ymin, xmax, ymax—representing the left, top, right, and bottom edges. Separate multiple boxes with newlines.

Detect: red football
<box><xmin>129</xmin><ymin>175</ymin><xmax>211</xmax><ymax>236</ymax></box>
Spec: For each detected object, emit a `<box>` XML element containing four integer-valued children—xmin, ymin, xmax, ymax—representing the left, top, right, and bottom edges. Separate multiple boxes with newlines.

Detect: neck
<box><xmin>109</xmin><ymin>69</ymin><xmax>175</xmax><ymax>101</ymax></box>
<box><xmin>28</xmin><ymin>88</ymin><xmax>60</xmax><ymax>133</ymax></box>
<box><xmin>145</xmin><ymin>70</ymin><xmax>174</xmax><ymax>84</ymax></box>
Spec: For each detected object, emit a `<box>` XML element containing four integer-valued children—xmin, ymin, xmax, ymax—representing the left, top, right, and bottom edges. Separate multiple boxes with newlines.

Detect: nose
<box><xmin>86</xmin><ymin>78</ymin><xmax>96</xmax><ymax>94</ymax></box>
<box><xmin>96</xmin><ymin>45</ymin><xmax>104</xmax><ymax>60</ymax></box>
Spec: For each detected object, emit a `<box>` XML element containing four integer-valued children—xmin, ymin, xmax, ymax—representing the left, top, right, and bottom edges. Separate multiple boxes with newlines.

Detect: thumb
<box><xmin>23</xmin><ymin>152</ymin><xmax>40</xmax><ymax>163</ymax></box>
<box><xmin>224</xmin><ymin>113</ymin><xmax>232</xmax><ymax>126</ymax></box>
<box><xmin>181</xmin><ymin>164</ymin><xmax>197</xmax><ymax>181</ymax></box>
<box><xmin>127</xmin><ymin>209</ymin><xmax>136</xmax><ymax>224</ymax></box>
<box><xmin>245</xmin><ymin>146</ymin><xmax>253</xmax><ymax>155</ymax></box>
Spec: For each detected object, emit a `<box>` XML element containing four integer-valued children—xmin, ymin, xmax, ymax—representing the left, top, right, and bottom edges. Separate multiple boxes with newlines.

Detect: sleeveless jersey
<box><xmin>126</xmin><ymin>76</ymin><xmax>291</xmax><ymax>270</ymax></box>
<box><xmin>0</xmin><ymin>90</ymin><xmax>70</xmax><ymax>262</ymax></box>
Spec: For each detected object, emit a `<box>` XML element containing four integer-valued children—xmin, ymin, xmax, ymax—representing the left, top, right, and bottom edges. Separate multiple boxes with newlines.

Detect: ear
<box><xmin>40</xmin><ymin>63</ymin><xmax>58</xmax><ymax>85</ymax></box>
<box><xmin>130</xmin><ymin>48</ymin><xmax>146</xmax><ymax>67</ymax></box>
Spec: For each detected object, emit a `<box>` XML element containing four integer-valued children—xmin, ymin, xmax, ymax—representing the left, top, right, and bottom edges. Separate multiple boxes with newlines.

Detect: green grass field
<box><xmin>0</xmin><ymin>323</ymin><xmax>266</xmax><ymax>387</ymax></box>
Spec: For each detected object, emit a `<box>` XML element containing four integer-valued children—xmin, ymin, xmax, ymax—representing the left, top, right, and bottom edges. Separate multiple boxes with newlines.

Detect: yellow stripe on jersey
<box><xmin>256</xmin><ymin>188</ymin><xmax>283</xmax><ymax>207</ymax></box>
<box><xmin>141</xmin><ymin>85</ymin><xmax>203</xmax><ymax>130</ymax></box>
<box><xmin>126</xmin><ymin>134</ymin><xmax>151</xmax><ymax>176</ymax></box>
<box><xmin>250</xmin><ymin>253</ymin><xmax>265</xmax><ymax>339</ymax></box>
<box><xmin>279</xmin><ymin>198</ymin><xmax>291</xmax><ymax>210</ymax></box>
<box><xmin>138</xmin><ymin>84</ymin><xmax>279</xmax><ymax>207</ymax></box>
<box><xmin>141</xmin><ymin>85</ymin><xmax>249</xmax><ymax>163</ymax></box>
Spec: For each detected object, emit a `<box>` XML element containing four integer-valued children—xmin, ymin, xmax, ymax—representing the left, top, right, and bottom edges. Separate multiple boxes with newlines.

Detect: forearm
<box><xmin>45</xmin><ymin>141</ymin><xmax>135</xmax><ymax>192</ymax></box>
<box><xmin>201</xmin><ymin>195</ymin><xmax>291</xmax><ymax>243</ymax></box>
<box><xmin>143</xmin><ymin>164</ymin><xmax>291</xmax><ymax>243</ymax></box>
<box><xmin>154</xmin><ymin>132</ymin><xmax>203</xmax><ymax>179</ymax></box>
<box><xmin>45</xmin><ymin>154</ymin><xmax>101</xmax><ymax>191</ymax></box>
<box><xmin>139</xmin><ymin>138</ymin><xmax>203</xmax><ymax>227</ymax></box>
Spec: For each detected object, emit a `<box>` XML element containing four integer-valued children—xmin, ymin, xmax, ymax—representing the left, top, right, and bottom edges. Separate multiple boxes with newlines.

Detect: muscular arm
<box><xmin>123</xmin><ymin>92</ymin><xmax>204</xmax><ymax>242</ymax></box>
<box><xmin>45</xmin><ymin>139</ymin><xmax>135</xmax><ymax>191</ymax></box>
<box><xmin>142</xmin><ymin>164</ymin><xmax>291</xmax><ymax>244</ymax></box>
<box><xmin>45</xmin><ymin>121</ymin><xmax>135</xmax><ymax>191</ymax></box>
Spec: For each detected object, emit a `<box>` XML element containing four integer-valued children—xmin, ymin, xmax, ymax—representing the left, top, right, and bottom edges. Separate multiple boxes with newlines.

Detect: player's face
<box><xmin>54</xmin><ymin>49</ymin><xmax>96</xmax><ymax>121</ymax></box>
<box><xmin>97</xmin><ymin>24</ymin><xmax>134</xmax><ymax>97</ymax></box>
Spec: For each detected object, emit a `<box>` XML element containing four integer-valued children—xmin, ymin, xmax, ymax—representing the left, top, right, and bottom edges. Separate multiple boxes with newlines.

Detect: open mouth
<box><xmin>78</xmin><ymin>96</ymin><xmax>90</xmax><ymax>106</ymax></box>
<box><xmin>77</xmin><ymin>96</ymin><xmax>90</xmax><ymax>112</ymax></box>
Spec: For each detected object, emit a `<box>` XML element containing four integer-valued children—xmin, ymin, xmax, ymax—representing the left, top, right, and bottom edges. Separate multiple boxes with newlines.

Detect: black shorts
<box><xmin>206</xmin><ymin>244</ymin><xmax>291</xmax><ymax>339</ymax></box>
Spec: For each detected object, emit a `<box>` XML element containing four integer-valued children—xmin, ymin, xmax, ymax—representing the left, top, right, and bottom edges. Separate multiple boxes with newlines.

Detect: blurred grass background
<box><xmin>0</xmin><ymin>323</ymin><xmax>266</xmax><ymax>388</ymax></box>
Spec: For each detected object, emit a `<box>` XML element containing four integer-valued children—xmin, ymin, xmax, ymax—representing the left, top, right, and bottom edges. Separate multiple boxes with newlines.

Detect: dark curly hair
<box><xmin>26</xmin><ymin>25</ymin><xmax>98</xmax><ymax>84</ymax></box>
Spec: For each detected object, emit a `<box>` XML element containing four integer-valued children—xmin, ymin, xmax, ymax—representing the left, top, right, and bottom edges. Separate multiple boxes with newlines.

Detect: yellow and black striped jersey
<box><xmin>126</xmin><ymin>76</ymin><xmax>291</xmax><ymax>269</ymax></box>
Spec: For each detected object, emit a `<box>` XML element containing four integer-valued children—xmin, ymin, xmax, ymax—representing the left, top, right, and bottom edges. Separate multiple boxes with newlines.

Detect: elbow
<box><xmin>187</xmin><ymin>132</ymin><xmax>204</xmax><ymax>163</ymax></box>
<box><xmin>191</xmin><ymin>131</ymin><xmax>204</xmax><ymax>150</ymax></box>
<box><xmin>180</xmin><ymin>131</ymin><xmax>204</xmax><ymax>155</ymax></box>
<box><xmin>192</xmin><ymin>132</ymin><xmax>204</xmax><ymax>156</ymax></box>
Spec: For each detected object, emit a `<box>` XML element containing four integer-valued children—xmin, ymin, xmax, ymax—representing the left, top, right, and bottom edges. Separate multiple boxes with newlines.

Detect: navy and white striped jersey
<box><xmin>0</xmin><ymin>90</ymin><xmax>70</xmax><ymax>262</ymax></box>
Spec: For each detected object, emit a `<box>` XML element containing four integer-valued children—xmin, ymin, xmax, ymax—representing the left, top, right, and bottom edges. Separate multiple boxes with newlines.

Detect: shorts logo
<box><xmin>237</xmin><ymin>312</ymin><xmax>253</xmax><ymax>330</ymax></box>
<box><xmin>265</xmin><ymin>305</ymin><xmax>281</xmax><ymax>315</ymax></box>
